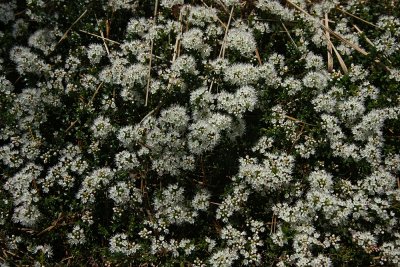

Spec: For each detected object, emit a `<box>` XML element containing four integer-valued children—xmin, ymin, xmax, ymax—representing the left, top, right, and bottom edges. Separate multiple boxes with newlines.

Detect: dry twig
<box><xmin>145</xmin><ymin>0</ymin><xmax>159</xmax><ymax>107</ymax></box>
<box><xmin>336</xmin><ymin>7</ymin><xmax>380</xmax><ymax>28</ymax></box>
<box><xmin>79</xmin><ymin>30</ymin><xmax>121</xmax><ymax>45</ymax></box>
<box><xmin>57</xmin><ymin>9</ymin><xmax>88</xmax><ymax>45</ymax></box>
<box><xmin>285</xmin><ymin>0</ymin><xmax>368</xmax><ymax>56</ymax></box>
<box><xmin>325</xmin><ymin>13</ymin><xmax>334</xmax><ymax>73</ymax></box>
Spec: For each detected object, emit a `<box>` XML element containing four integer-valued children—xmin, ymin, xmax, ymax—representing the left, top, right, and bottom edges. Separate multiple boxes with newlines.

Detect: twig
<box><xmin>220</xmin><ymin>6</ymin><xmax>235</xmax><ymax>58</ymax></box>
<box><xmin>100</xmin><ymin>30</ymin><xmax>110</xmax><ymax>56</ymax></box>
<box><xmin>328</xmin><ymin>36</ymin><xmax>349</xmax><ymax>74</ymax></box>
<box><xmin>172</xmin><ymin>7</ymin><xmax>184</xmax><ymax>63</ymax></box>
<box><xmin>214</xmin><ymin>0</ymin><xmax>230</xmax><ymax>14</ymax></box>
<box><xmin>353</xmin><ymin>24</ymin><xmax>391</xmax><ymax>71</ymax></box>
<box><xmin>89</xmin><ymin>81</ymin><xmax>104</xmax><ymax>105</ymax></box>
<box><xmin>145</xmin><ymin>41</ymin><xmax>154</xmax><ymax>107</ymax></box>
<box><xmin>37</xmin><ymin>213</ymin><xmax>64</xmax><ymax>236</ymax></box>
<box><xmin>79</xmin><ymin>30</ymin><xmax>121</xmax><ymax>45</ymax></box>
<box><xmin>285</xmin><ymin>0</ymin><xmax>368</xmax><ymax>56</ymax></box>
<box><xmin>57</xmin><ymin>9</ymin><xmax>88</xmax><ymax>45</ymax></box>
<box><xmin>283</xmin><ymin>114</ymin><xmax>316</xmax><ymax>126</ymax></box>
<box><xmin>281</xmin><ymin>21</ymin><xmax>298</xmax><ymax>50</ymax></box>
<box><xmin>65</xmin><ymin>119</ymin><xmax>79</xmax><ymax>133</ymax></box>
<box><xmin>353</xmin><ymin>24</ymin><xmax>375</xmax><ymax>47</ymax></box>
<box><xmin>255</xmin><ymin>47</ymin><xmax>263</xmax><ymax>65</ymax></box>
<box><xmin>64</xmin><ymin>81</ymin><xmax>104</xmax><ymax>133</ymax></box>
<box><xmin>336</xmin><ymin>7</ymin><xmax>380</xmax><ymax>28</ymax></box>
<box><xmin>200</xmin><ymin>0</ymin><xmax>227</xmax><ymax>29</ymax></box>
<box><xmin>325</xmin><ymin>13</ymin><xmax>334</xmax><ymax>73</ymax></box>
<box><xmin>145</xmin><ymin>0</ymin><xmax>159</xmax><ymax>107</ymax></box>
<box><xmin>208</xmin><ymin>5</ymin><xmax>234</xmax><ymax>93</ymax></box>
<box><xmin>139</xmin><ymin>101</ymin><xmax>164</xmax><ymax>124</ymax></box>
<box><xmin>270</xmin><ymin>214</ymin><xmax>277</xmax><ymax>234</ymax></box>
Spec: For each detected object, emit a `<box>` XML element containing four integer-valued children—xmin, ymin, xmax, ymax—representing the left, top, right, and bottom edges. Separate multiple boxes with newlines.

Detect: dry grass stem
<box><xmin>99</xmin><ymin>30</ymin><xmax>110</xmax><ymax>56</ymax></box>
<box><xmin>281</xmin><ymin>21</ymin><xmax>298</xmax><ymax>50</ymax></box>
<box><xmin>79</xmin><ymin>30</ymin><xmax>121</xmax><ymax>44</ymax></box>
<box><xmin>285</xmin><ymin>0</ymin><xmax>368</xmax><ymax>56</ymax></box>
<box><xmin>57</xmin><ymin>9</ymin><xmax>88</xmax><ymax>45</ymax></box>
<box><xmin>220</xmin><ymin>6</ymin><xmax>235</xmax><ymax>58</ymax></box>
<box><xmin>325</xmin><ymin>13</ymin><xmax>334</xmax><ymax>73</ymax></box>
<box><xmin>145</xmin><ymin>0</ymin><xmax>159</xmax><ymax>107</ymax></box>
<box><xmin>89</xmin><ymin>81</ymin><xmax>104</xmax><ymax>105</ymax></box>
<box><xmin>336</xmin><ymin>7</ymin><xmax>380</xmax><ymax>28</ymax></box>
<box><xmin>330</xmin><ymin>39</ymin><xmax>349</xmax><ymax>74</ymax></box>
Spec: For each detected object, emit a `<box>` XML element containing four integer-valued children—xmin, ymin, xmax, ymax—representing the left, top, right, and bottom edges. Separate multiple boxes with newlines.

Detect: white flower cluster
<box><xmin>91</xmin><ymin>115</ymin><xmax>114</xmax><ymax>139</ymax></box>
<box><xmin>238</xmin><ymin>152</ymin><xmax>294</xmax><ymax>193</ymax></box>
<box><xmin>182</xmin><ymin>28</ymin><xmax>210</xmax><ymax>57</ymax></box>
<box><xmin>188</xmin><ymin>113</ymin><xmax>232</xmax><ymax>155</ymax></box>
<box><xmin>86</xmin><ymin>43</ymin><xmax>105</xmax><ymax>64</ymax></box>
<box><xmin>216</xmin><ymin>184</ymin><xmax>250</xmax><ymax>222</ymax></box>
<box><xmin>191</xmin><ymin>189</ymin><xmax>211</xmax><ymax>211</ymax></box>
<box><xmin>109</xmin><ymin>233</ymin><xmax>140</xmax><ymax>255</ymax></box>
<box><xmin>227</xmin><ymin>25</ymin><xmax>257</xmax><ymax>57</ymax></box>
<box><xmin>28</xmin><ymin>29</ymin><xmax>57</xmax><ymax>55</ymax></box>
<box><xmin>153</xmin><ymin>184</ymin><xmax>197</xmax><ymax>225</ymax></box>
<box><xmin>9</xmin><ymin>46</ymin><xmax>50</xmax><ymax>75</ymax></box>
<box><xmin>67</xmin><ymin>225</ymin><xmax>86</xmax><ymax>245</ymax></box>
<box><xmin>0</xmin><ymin>1</ymin><xmax>16</xmax><ymax>24</ymax></box>
<box><xmin>1</xmin><ymin>0</ymin><xmax>400</xmax><ymax>265</ymax></box>
<box><xmin>257</xmin><ymin>0</ymin><xmax>295</xmax><ymax>21</ymax></box>
<box><xmin>3</xmin><ymin>164</ymin><xmax>42</xmax><ymax>227</ymax></box>
<box><xmin>40</xmin><ymin>144</ymin><xmax>88</xmax><ymax>192</ymax></box>
<box><xmin>108</xmin><ymin>181</ymin><xmax>133</xmax><ymax>205</ymax></box>
<box><xmin>224</xmin><ymin>63</ymin><xmax>259</xmax><ymax>86</ymax></box>
<box><xmin>76</xmin><ymin>168</ymin><xmax>114</xmax><ymax>204</ymax></box>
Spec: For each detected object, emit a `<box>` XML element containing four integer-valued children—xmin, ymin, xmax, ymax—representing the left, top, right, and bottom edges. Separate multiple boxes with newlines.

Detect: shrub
<box><xmin>1</xmin><ymin>0</ymin><xmax>400</xmax><ymax>266</ymax></box>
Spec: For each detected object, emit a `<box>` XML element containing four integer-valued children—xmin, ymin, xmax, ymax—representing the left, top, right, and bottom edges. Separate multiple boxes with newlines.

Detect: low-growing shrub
<box><xmin>1</xmin><ymin>0</ymin><xmax>400</xmax><ymax>266</ymax></box>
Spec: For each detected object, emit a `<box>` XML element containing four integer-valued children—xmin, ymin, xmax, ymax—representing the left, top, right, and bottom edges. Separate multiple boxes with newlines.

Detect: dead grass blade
<box><xmin>99</xmin><ymin>30</ymin><xmax>110</xmax><ymax>56</ymax></box>
<box><xmin>353</xmin><ymin>24</ymin><xmax>391</xmax><ymax>72</ymax></box>
<box><xmin>336</xmin><ymin>7</ymin><xmax>380</xmax><ymax>29</ymax></box>
<box><xmin>281</xmin><ymin>21</ymin><xmax>298</xmax><ymax>50</ymax></box>
<box><xmin>79</xmin><ymin>30</ymin><xmax>121</xmax><ymax>45</ymax></box>
<box><xmin>57</xmin><ymin>9</ymin><xmax>88</xmax><ymax>45</ymax></box>
<box><xmin>325</xmin><ymin>13</ymin><xmax>334</xmax><ymax>72</ymax></box>
<box><xmin>220</xmin><ymin>6</ymin><xmax>235</xmax><ymax>58</ymax></box>
<box><xmin>330</xmin><ymin>40</ymin><xmax>348</xmax><ymax>74</ymax></box>
<box><xmin>285</xmin><ymin>0</ymin><xmax>368</xmax><ymax>56</ymax></box>
<box><xmin>145</xmin><ymin>0</ymin><xmax>159</xmax><ymax>107</ymax></box>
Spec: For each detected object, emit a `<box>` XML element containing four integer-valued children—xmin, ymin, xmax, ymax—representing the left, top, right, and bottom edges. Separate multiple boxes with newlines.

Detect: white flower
<box><xmin>87</xmin><ymin>43</ymin><xmax>105</xmax><ymax>64</ymax></box>
<box><xmin>126</xmin><ymin>18</ymin><xmax>150</xmax><ymax>37</ymax></box>
<box><xmin>28</xmin><ymin>29</ymin><xmax>56</xmax><ymax>55</ymax></box>
<box><xmin>109</xmin><ymin>233</ymin><xmax>140</xmax><ymax>255</ymax></box>
<box><xmin>227</xmin><ymin>26</ymin><xmax>257</xmax><ymax>57</ymax></box>
<box><xmin>107</xmin><ymin>0</ymin><xmax>137</xmax><ymax>11</ymax></box>
<box><xmin>187</xmin><ymin>6</ymin><xmax>218</xmax><ymax>27</ymax></box>
<box><xmin>192</xmin><ymin>190</ymin><xmax>211</xmax><ymax>211</ymax></box>
<box><xmin>217</xmin><ymin>86</ymin><xmax>257</xmax><ymax>117</ymax></box>
<box><xmin>76</xmin><ymin>168</ymin><xmax>114</xmax><ymax>204</ymax></box>
<box><xmin>209</xmin><ymin>248</ymin><xmax>239</xmax><ymax>267</ymax></box>
<box><xmin>115</xmin><ymin>150</ymin><xmax>139</xmax><ymax>171</ymax></box>
<box><xmin>91</xmin><ymin>116</ymin><xmax>114</xmax><ymax>139</ymax></box>
<box><xmin>188</xmin><ymin>113</ymin><xmax>232</xmax><ymax>155</ymax></box>
<box><xmin>160</xmin><ymin>0</ymin><xmax>184</xmax><ymax>9</ymax></box>
<box><xmin>67</xmin><ymin>225</ymin><xmax>86</xmax><ymax>245</ymax></box>
<box><xmin>0</xmin><ymin>1</ymin><xmax>16</xmax><ymax>24</ymax></box>
<box><xmin>223</xmin><ymin>63</ymin><xmax>259</xmax><ymax>86</ymax></box>
<box><xmin>109</xmin><ymin>181</ymin><xmax>131</xmax><ymax>205</ymax></box>
<box><xmin>182</xmin><ymin>28</ymin><xmax>206</xmax><ymax>52</ymax></box>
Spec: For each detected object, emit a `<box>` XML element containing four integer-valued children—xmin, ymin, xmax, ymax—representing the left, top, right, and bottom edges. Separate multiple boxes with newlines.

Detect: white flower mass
<box><xmin>1</xmin><ymin>0</ymin><xmax>400</xmax><ymax>266</ymax></box>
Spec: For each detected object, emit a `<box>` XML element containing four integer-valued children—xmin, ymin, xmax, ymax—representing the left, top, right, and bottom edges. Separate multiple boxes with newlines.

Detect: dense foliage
<box><xmin>1</xmin><ymin>0</ymin><xmax>400</xmax><ymax>266</ymax></box>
